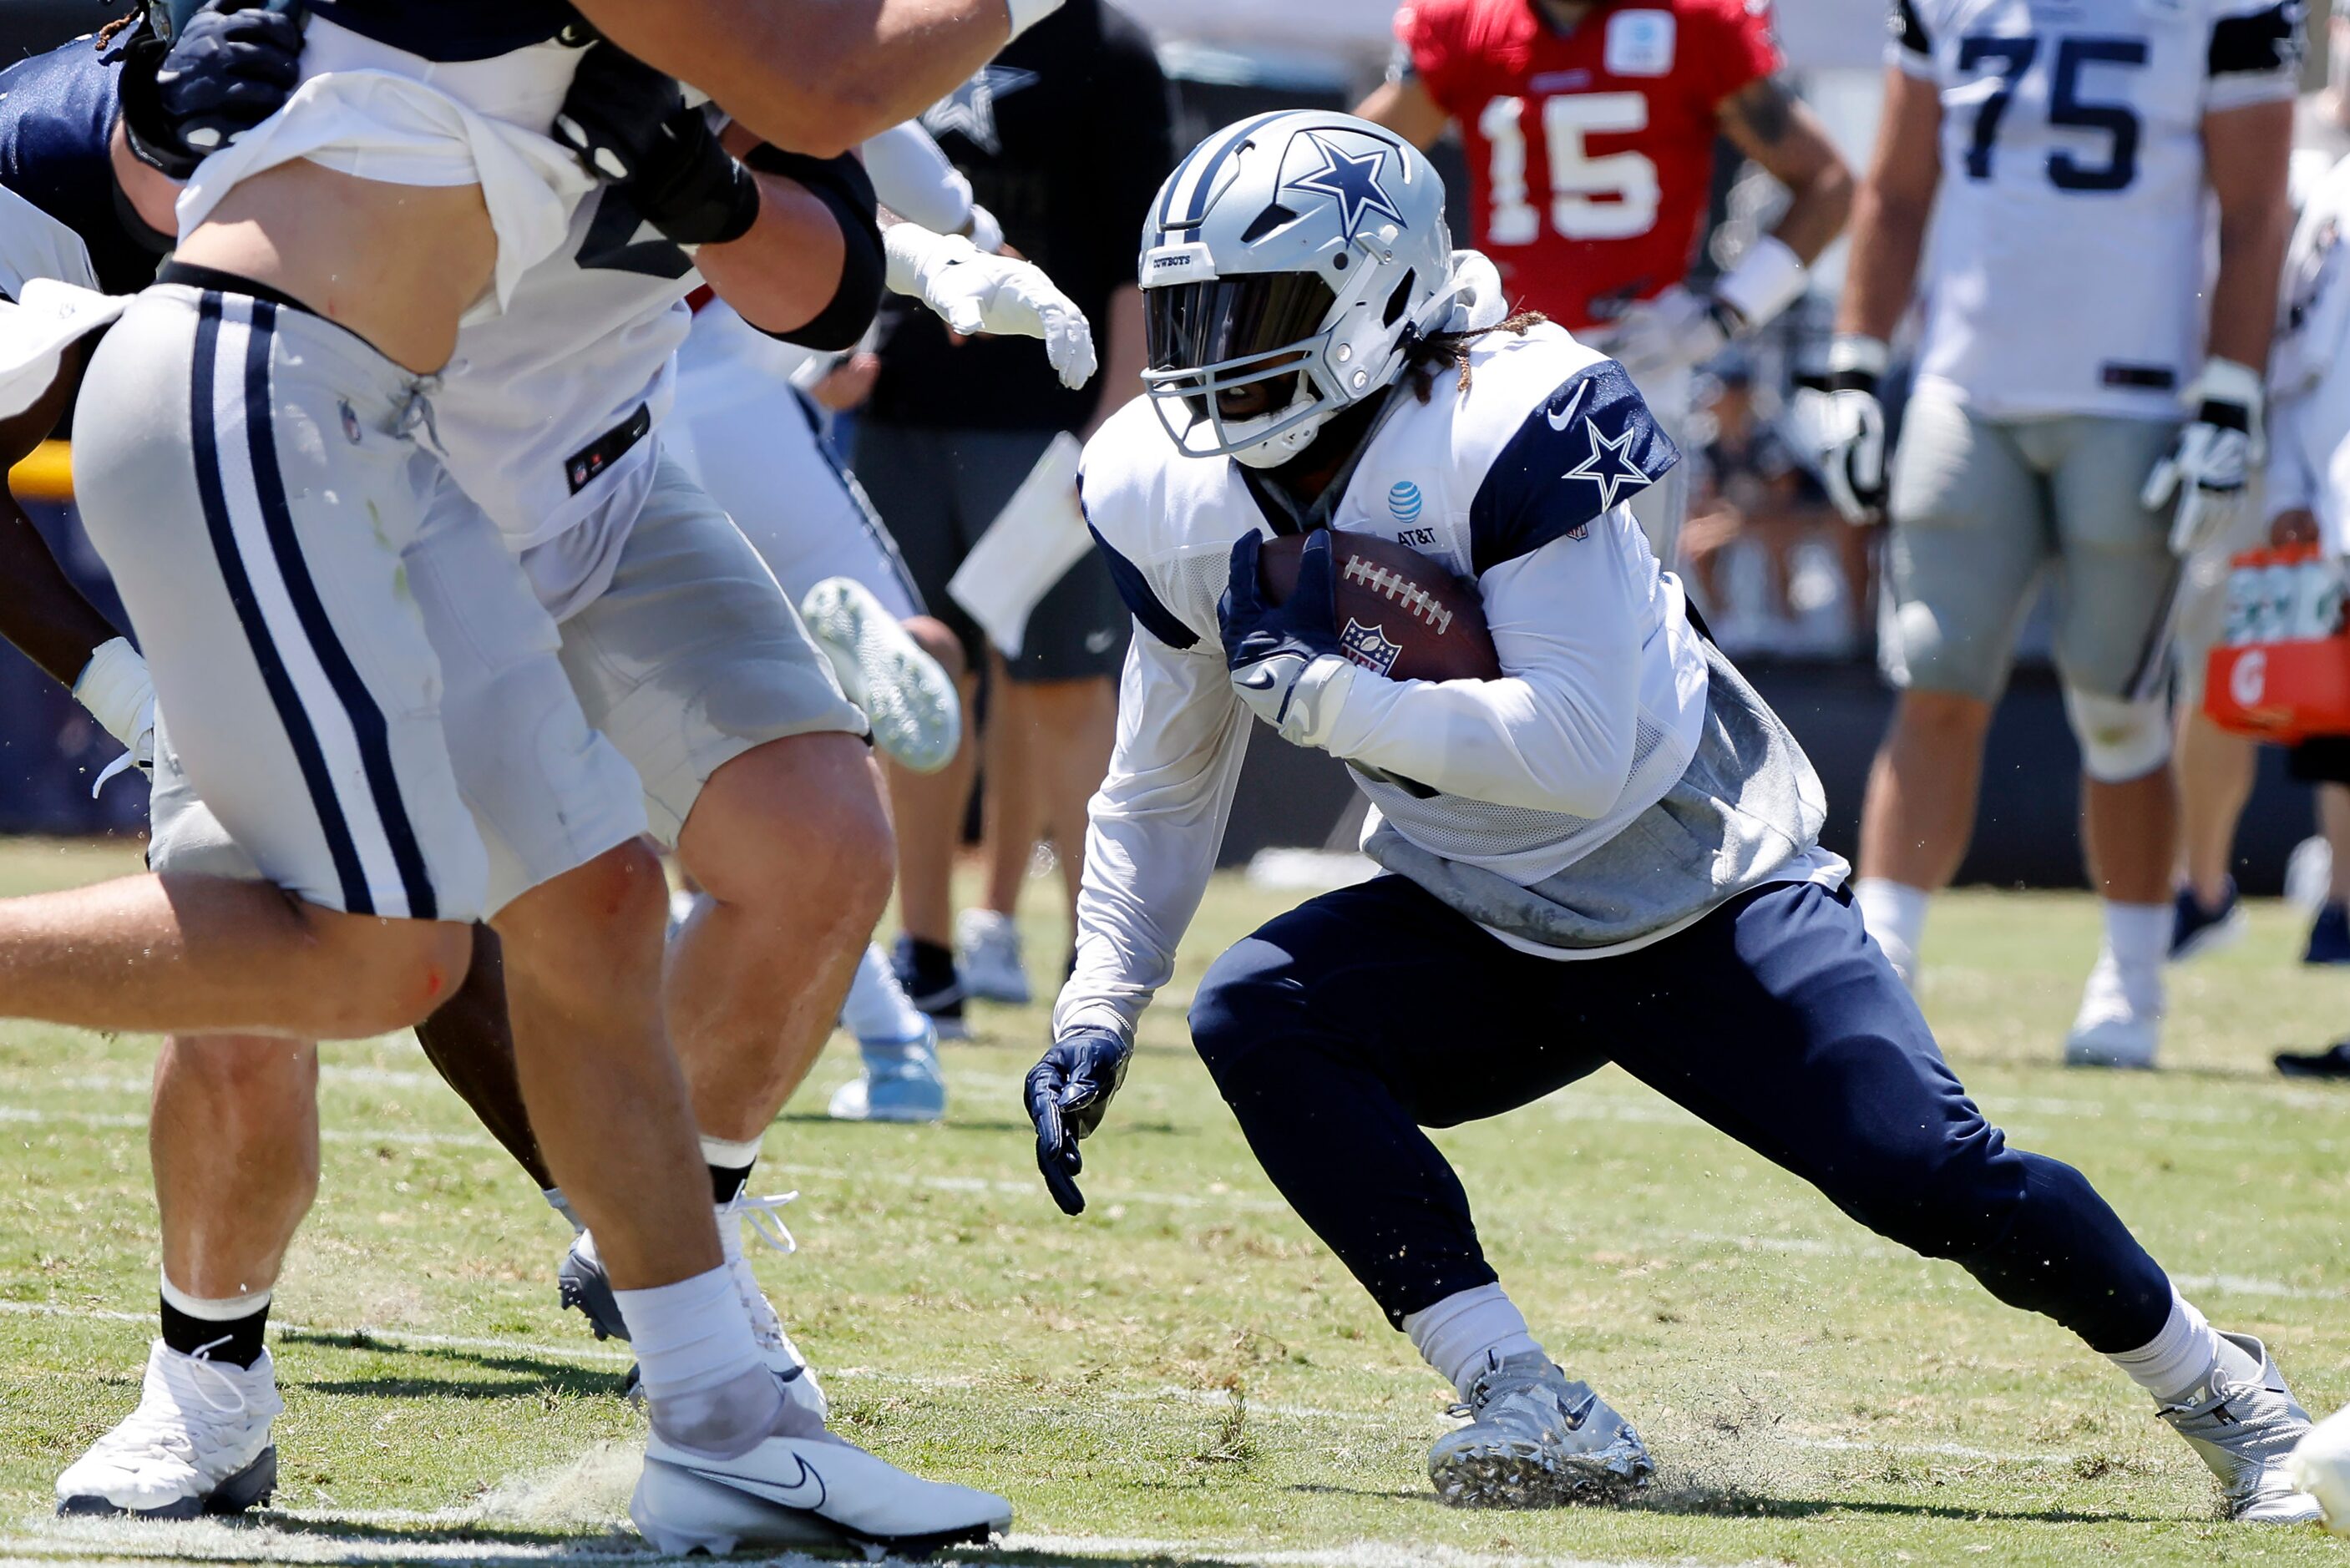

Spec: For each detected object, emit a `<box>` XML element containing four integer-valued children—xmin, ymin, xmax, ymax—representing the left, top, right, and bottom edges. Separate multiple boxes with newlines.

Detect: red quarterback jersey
<box><xmin>1399</xmin><ymin>0</ymin><xmax>1780</xmax><ymax>331</ymax></box>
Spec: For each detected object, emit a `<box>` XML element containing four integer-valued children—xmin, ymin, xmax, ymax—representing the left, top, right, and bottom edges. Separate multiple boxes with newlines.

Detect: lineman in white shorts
<box><xmin>1816</xmin><ymin>0</ymin><xmax>2297</xmax><ymax>1068</ymax></box>
<box><xmin>8</xmin><ymin>0</ymin><xmax>1076</xmax><ymax>1550</ymax></box>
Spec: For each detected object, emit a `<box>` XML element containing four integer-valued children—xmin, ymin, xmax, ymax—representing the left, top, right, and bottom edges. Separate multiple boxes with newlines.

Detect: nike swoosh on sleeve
<box><xmin>1545</xmin><ymin>380</ymin><xmax>1592</xmax><ymax>432</ymax></box>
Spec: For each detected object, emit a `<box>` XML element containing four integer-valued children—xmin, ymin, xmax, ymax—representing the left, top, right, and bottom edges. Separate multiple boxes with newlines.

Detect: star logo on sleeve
<box><xmin>1562</xmin><ymin>418</ymin><xmax>1652</xmax><ymax>510</ymax></box>
<box><xmin>1282</xmin><ymin>134</ymin><xmax>1406</xmax><ymax>239</ymax></box>
<box><xmin>922</xmin><ymin>65</ymin><xmax>1040</xmax><ymax>157</ymax></box>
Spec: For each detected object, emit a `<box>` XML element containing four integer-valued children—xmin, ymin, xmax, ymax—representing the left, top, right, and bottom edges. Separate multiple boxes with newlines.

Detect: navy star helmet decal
<box><xmin>1282</xmin><ymin>134</ymin><xmax>1406</xmax><ymax>239</ymax></box>
<box><xmin>1467</xmin><ymin>359</ymin><xmax>1680</xmax><ymax>574</ymax></box>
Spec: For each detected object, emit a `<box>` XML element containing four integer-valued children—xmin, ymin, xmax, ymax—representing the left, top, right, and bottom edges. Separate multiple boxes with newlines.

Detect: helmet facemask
<box><xmin>1142</xmin><ymin>271</ymin><xmax>1344</xmax><ymax>466</ymax></box>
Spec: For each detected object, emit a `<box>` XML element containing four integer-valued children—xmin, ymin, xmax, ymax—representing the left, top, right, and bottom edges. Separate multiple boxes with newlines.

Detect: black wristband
<box><xmin>1827</xmin><ymin>367</ymin><xmax>1881</xmax><ymax>397</ymax></box>
<box><xmin>740</xmin><ymin>145</ymin><xmax>885</xmax><ymax>352</ymax></box>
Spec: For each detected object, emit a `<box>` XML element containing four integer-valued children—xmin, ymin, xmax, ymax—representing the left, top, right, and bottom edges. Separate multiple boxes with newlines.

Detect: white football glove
<box><xmin>883</xmin><ymin>225</ymin><xmax>1098</xmax><ymax>390</ymax></box>
<box><xmin>73</xmin><ymin>635</ymin><xmax>155</xmax><ymax>796</ymax></box>
<box><xmin>1608</xmin><ymin>286</ymin><xmax>1733</xmax><ymax>383</ymax></box>
<box><xmin>1609</xmin><ymin>237</ymin><xmax>1809</xmax><ymax>384</ymax></box>
<box><xmin>1805</xmin><ymin>334</ymin><xmax>1891</xmax><ymax>525</ymax></box>
<box><xmin>2141</xmin><ymin>357</ymin><xmax>2265</xmax><ymax>558</ymax></box>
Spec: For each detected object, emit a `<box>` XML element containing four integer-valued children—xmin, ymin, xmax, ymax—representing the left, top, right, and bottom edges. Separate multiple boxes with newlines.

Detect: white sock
<box><xmin>1854</xmin><ymin>878</ymin><xmax>1930</xmax><ymax>986</ymax></box>
<box><xmin>2108</xmin><ymin>1290</ymin><xmax>2258</xmax><ymax>1404</ymax></box>
<box><xmin>544</xmin><ymin>1187</ymin><xmax>583</xmax><ymax>1235</ymax></box>
<box><xmin>2102</xmin><ymin>899</ymin><xmax>2170</xmax><ymax>977</ymax></box>
<box><xmin>615</xmin><ymin>1264</ymin><xmax>767</xmax><ymax>1409</ymax></box>
<box><xmin>698</xmin><ymin>1134</ymin><xmax>763</xmax><ymax>1173</ymax></box>
<box><xmin>160</xmin><ymin>1272</ymin><xmax>270</xmax><ymax>1319</ymax></box>
<box><xmin>839</xmin><ymin>943</ymin><xmax>927</xmax><ymax>1044</ymax></box>
<box><xmin>1403</xmin><ymin>1283</ymin><xmax>1543</xmax><ymax>1397</ymax></box>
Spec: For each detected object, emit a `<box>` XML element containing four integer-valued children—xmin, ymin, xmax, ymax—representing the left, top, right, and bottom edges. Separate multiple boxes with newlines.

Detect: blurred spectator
<box><xmin>1680</xmin><ymin>360</ymin><xmax>1868</xmax><ymax>657</ymax></box>
<box><xmin>849</xmin><ymin>0</ymin><xmax>1178</xmax><ymax>1032</ymax></box>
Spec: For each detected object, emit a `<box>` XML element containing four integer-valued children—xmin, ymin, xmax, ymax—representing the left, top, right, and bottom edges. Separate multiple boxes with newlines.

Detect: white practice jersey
<box><xmin>1055</xmin><ymin>326</ymin><xmax>1783</xmax><ymax>1044</ymax></box>
<box><xmin>0</xmin><ymin>183</ymin><xmax>99</xmax><ymax>299</ymax></box>
<box><xmin>430</xmin><ymin>180</ymin><xmax>691</xmax><ymax>609</ymax></box>
<box><xmin>1893</xmin><ymin>0</ymin><xmax>2297</xmax><ymax>420</ymax></box>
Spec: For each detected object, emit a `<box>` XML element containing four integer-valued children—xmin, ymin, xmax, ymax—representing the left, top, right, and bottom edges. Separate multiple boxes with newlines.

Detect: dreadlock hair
<box><xmin>1399</xmin><ymin>310</ymin><xmax>1548</xmax><ymax>403</ymax></box>
<box><xmin>96</xmin><ymin>8</ymin><xmax>141</xmax><ymax>47</ymax></box>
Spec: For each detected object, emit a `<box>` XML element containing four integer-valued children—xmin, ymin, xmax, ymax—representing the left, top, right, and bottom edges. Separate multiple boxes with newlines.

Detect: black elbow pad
<box><xmin>742</xmin><ymin>144</ymin><xmax>885</xmax><ymax>352</ymax></box>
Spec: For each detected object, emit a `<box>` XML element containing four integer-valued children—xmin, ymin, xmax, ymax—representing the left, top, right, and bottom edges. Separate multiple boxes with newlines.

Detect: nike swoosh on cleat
<box><xmin>1545</xmin><ymin>381</ymin><xmax>1591</xmax><ymax>432</ymax></box>
<box><xmin>685</xmin><ymin>1454</ymin><xmax>827</xmax><ymax>1512</ymax></box>
<box><xmin>1560</xmin><ymin>1392</ymin><xmax>1598</xmax><ymax>1429</ymax></box>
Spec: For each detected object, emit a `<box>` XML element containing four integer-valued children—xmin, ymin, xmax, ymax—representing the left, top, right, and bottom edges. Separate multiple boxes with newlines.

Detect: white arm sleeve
<box><xmin>1315</xmin><ymin>531</ymin><xmax>1646</xmax><ymax>817</ymax></box>
<box><xmin>1052</xmin><ymin>633</ymin><xmax>1254</xmax><ymax>1044</ymax></box>
<box><xmin>860</xmin><ymin>122</ymin><xmax>975</xmax><ymax>237</ymax></box>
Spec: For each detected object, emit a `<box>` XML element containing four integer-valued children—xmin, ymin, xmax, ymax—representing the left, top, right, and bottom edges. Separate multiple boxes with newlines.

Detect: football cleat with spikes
<box><xmin>56</xmin><ymin>1341</ymin><xmax>281</xmax><ymax>1519</ymax></box>
<box><xmin>2157</xmin><ymin>1333</ymin><xmax>2322</xmax><ymax>1523</ymax></box>
<box><xmin>561</xmin><ymin>1195</ymin><xmax>827</xmax><ymax>1422</ymax></box>
<box><xmin>1427</xmin><ymin>1350</ymin><xmax>1653</xmax><ymax>1508</ymax></box>
<box><xmin>632</xmin><ymin>1378</ymin><xmax>1010</xmax><ymax>1557</ymax></box>
<box><xmin>801</xmin><ymin>576</ymin><xmax>961</xmax><ymax>776</ymax></box>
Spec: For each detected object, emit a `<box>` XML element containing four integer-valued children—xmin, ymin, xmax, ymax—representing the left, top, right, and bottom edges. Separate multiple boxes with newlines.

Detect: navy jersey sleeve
<box><xmin>1466</xmin><ymin>359</ymin><xmax>1680</xmax><ymax>575</ymax></box>
<box><xmin>0</xmin><ymin>38</ymin><xmax>169</xmax><ymax>298</ymax></box>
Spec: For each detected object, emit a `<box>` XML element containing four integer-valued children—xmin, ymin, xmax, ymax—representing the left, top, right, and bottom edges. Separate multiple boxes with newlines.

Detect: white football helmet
<box><xmin>1140</xmin><ymin>111</ymin><xmax>1456</xmax><ymax>468</ymax></box>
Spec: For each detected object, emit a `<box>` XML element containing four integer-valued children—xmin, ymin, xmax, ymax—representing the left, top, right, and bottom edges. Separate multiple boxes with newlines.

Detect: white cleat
<box><xmin>1426</xmin><ymin>1350</ymin><xmax>1653</xmax><ymax>1508</ymax></box>
<box><xmin>955</xmin><ymin>908</ymin><xmax>1031</xmax><ymax>1006</ymax></box>
<box><xmin>2288</xmin><ymin>1401</ymin><xmax>2350</xmax><ymax>1533</ymax></box>
<box><xmin>56</xmin><ymin>1341</ymin><xmax>281</xmax><ymax>1519</ymax></box>
<box><xmin>2158</xmin><ymin>1333</ymin><xmax>2322</xmax><ymax>1523</ymax></box>
<box><xmin>2064</xmin><ymin>949</ymin><xmax>2162</xmax><ymax>1070</ymax></box>
<box><xmin>632</xmin><ymin>1386</ymin><xmax>1012</xmax><ymax>1558</ymax></box>
<box><xmin>802</xmin><ymin>576</ymin><xmax>961</xmax><ymax>775</ymax></box>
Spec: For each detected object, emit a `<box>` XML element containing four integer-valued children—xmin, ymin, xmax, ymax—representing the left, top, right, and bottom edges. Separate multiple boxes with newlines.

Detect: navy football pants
<box><xmin>1188</xmin><ymin>877</ymin><xmax>2172</xmax><ymax>1354</ymax></box>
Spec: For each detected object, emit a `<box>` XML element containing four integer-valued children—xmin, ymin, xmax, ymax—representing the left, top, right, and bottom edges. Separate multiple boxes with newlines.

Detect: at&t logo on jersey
<box><xmin>1603</xmin><ymin>9</ymin><xmax>1677</xmax><ymax>75</ymax></box>
<box><xmin>1388</xmin><ymin>480</ymin><xmax>1424</xmax><ymax>524</ymax></box>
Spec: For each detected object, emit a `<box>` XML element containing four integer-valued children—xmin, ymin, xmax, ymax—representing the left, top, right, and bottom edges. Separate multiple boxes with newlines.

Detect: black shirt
<box><xmin>867</xmin><ymin>0</ymin><xmax>1178</xmax><ymax>433</ymax></box>
<box><xmin>0</xmin><ymin>34</ymin><xmax>169</xmax><ymax>299</ymax></box>
<box><xmin>304</xmin><ymin>0</ymin><xmax>583</xmax><ymax>61</ymax></box>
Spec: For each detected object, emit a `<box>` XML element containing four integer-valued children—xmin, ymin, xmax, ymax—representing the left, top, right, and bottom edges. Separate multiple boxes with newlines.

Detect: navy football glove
<box><xmin>553</xmin><ymin>43</ymin><xmax>759</xmax><ymax>246</ymax></box>
<box><xmin>1218</xmin><ymin>529</ymin><xmax>1354</xmax><ymax>747</ymax></box>
<box><xmin>120</xmin><ymin>0</ymin><xmax>303</xmax><ymax>179</ymax></box>
<box><xmin>1025</xmin><ymin>1028</ymin><xmax>1131</xmax><ymax>1216</ymax></box>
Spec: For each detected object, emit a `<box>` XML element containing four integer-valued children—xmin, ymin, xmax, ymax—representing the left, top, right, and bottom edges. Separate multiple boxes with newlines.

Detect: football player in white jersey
<box><xmin>26</xmin><ymin>20</ymin><xmax>1089</xmax><ymax>1545</ymax></box>
<box><xmin>1818</xmin><ymin>0</ymin><xmax>2298</xmax><ymax>1068</ymax></box>
<box><xmin>1026</xmin><ymin>109</ymin><xmax>2318</xmax><ymax>1520</ymax></box>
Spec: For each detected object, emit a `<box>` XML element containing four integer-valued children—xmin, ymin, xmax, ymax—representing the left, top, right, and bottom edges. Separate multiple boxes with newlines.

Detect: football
<box><xmin>1257</xmin><ymin>529</ymin><xmax>1502</xmax><ymax>683</ymax></box>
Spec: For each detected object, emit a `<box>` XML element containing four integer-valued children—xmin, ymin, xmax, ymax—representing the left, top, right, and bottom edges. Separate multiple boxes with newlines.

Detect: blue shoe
<box><xmin>2307</xmin><ymin>903</ymin><xmax>2350</xmax><ymax>966</ymax></box>
<box><xmin>829</xmin><ymin>1022</ymin><xmax>946</xmax><ymax>1123</ymax></box>
<box><xmin>2170</xmin><ymin>881</ymin><xmax>2247</xmax><ymax>964</ymax></box>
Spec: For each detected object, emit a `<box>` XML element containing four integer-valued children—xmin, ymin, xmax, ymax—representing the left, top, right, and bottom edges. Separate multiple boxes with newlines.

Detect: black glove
<box><xmin>1025</xmin><ymin>1028</ymin><xmax>1132</xmax><ymax>1216</ymax></box>
<box><xmin>552</xmin><ymin>43</ymin><xmax>759</xmax><ymax>246</ymax></box>
<box><xmin>119</xmin><ymin>1</ymin><xmax>303</xmax><ymax>179</ymax></box>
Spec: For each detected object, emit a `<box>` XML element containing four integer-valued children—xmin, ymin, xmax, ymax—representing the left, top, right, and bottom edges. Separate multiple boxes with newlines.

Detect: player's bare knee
<box><xmin>161</xmin><ymin>1034</ymin><xmax>317</xmax><ymax>1105</ymax></box>
<box><xmin>690</xmin><ymin>736</ymin><xmax>894</xmax><ymax>913</ymax></box>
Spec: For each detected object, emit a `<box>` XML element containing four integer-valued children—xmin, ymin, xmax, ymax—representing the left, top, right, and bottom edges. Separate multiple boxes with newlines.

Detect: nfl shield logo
<box><xmin>1340</xmin><ymin>617</ymin><xmax>1403</xmax><ymax>675</ymax></box>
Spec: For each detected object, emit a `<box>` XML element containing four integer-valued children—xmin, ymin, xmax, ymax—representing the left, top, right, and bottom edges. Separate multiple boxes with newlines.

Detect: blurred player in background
<box><xmin>1359</xmin><ymin>0</ymin><xmax>1851</xmax><ymax>564</ymax></box>
<box><xmin>1821</xmin><ymin>0</ymin><xmax>2297</xmax><ymax>1070</ymax></box>
<box><xmin>852</xmin><ymin>0</ymin><xmax>1178</xmax><ymax>1034</ymax></box>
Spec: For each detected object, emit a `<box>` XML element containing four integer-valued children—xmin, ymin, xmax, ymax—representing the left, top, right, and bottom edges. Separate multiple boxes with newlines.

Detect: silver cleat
<box><xmin>1427</xmin><ymin>1350</ymin><xmax>1653</xmax><ymax>1508</ymax></box>
<box><xmin>2156</xmin><ymin>1332</ymin><xmax>2322</xmax><ymax>1523</ymax></box>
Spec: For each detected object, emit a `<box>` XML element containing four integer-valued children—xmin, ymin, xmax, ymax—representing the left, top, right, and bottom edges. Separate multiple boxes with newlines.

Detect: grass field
<box><xmin>4</xmin><ymin>836</ymin><xmax>2350</xmax><ymax>1566</ymax></box>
